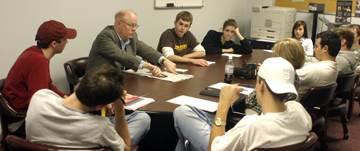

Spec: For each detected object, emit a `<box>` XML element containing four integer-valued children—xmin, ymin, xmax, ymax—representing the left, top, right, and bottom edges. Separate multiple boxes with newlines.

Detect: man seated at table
<box><xmin>1</xmin><ymin>20</ymin><xmax>76</xmax><ymax>136</ymax></box>
<box><xmin>157</xmin><ymin>11</ymin><xmax>209</xmax><ymax>67</ymax></box>
<box><xmin>332</xmin><ymin>28</ymin><xmax>358</xmax><ymax>75</ymax></box>
<box><xmin>26</xmin><ymin>64</ymin><xmax>149</xmax><ymax>150</ymax></box>
<box><xmin>173</xmin><ymin>57</ymin><xmax>312</xmax><ymax>151</ymax></box>
<box><xmin>86</xmin><ymin>9</ymin><xmax>177</xmax><ymax>76</ymax></box>
<box><xmin>348</xmin><ymin>24</ymin><xmax>360</xmax><ymax>73</ymax></box>
<box><xmin>297</xmin><ymin>31</ymin><xmax>341</xmax><ymax>96</ymax></box>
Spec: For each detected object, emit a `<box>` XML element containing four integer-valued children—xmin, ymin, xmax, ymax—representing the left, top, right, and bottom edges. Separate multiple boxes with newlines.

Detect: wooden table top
<box><xmin>124</xmin><ymin>49</ymin><xmax>275</xmax><ymax>113</ymax></box>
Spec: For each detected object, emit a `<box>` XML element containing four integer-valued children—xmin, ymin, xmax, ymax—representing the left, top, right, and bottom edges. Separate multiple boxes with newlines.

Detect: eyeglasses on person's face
<box><xmin>120</xmin><ymin>20</ymin><xmax>139</xmax><ymax>29</ymax></box>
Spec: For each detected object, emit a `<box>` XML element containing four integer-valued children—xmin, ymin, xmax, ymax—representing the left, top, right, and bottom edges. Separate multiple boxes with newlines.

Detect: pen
<box><xmin>235</xmin><ymin>83</ymin><xmax>253</xmax><ymax>87</ymax></box>
<box><xmin>120</xmin><ymin>96</ymin><xmax>126</xmax><ymax>105</ymax></box>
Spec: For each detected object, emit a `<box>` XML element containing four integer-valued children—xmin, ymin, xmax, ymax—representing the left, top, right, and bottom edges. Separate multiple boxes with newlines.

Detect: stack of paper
<box><xmin>124</xmin><ymin>95</ymin><xmax>155</xmax><ymax>110</ymax></box>
<box><xmin>221</xmin><ymin>54</ymin><xmax>242</xmax><ymax>57</ymax></box>
<box><xmin>123</xmin><ymin>68</ymin><xmax>194</xmax><ymax>82</ymax></box>
<box><xmin>208</xmin><ymin>82</ymin><xmax>254</xmax><ymax>95</ymax></box>
<box><xmin>167</xmin><ymin>95</ymin><xmax>218</xmax><ymax>112</ymax></box>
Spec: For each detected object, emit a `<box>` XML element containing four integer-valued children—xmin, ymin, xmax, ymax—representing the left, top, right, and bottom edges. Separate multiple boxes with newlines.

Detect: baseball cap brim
<box><xmin>265</xmin><ymin>79</ymin><xmax>298</xmax><ymax>99</ymax></box>
<box><xmin>63</xmin><ymin>28</ymin><xmax>77</xmax><ymax>39</ymax></box>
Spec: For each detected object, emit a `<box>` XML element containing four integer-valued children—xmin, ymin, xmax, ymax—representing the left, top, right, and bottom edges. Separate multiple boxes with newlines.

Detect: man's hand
<box><xmin>143</xmin><ymin>62</ymin><xmax>168</xmax><ymax>77</ymax></box>
<box><xmin>190</xmin><ymin>59</ymin><xmax>210</xmax><ymax>67</ymax></box>
<box><xmin>219</xmin><ymin>85</ymin><xmax>244</xmax><ymax>108</ymax></box>
<box><xmin>163</xmin><ymin>59</ymin><xmax>178</xmax><ymax>75</ymax></box>
<box><xmin>106</xmin><ymin>103</ymin><xmax>114</xmax><ymax>116</ymax></box>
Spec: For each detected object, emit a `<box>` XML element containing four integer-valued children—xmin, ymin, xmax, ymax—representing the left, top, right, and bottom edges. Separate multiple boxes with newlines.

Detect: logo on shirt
<box><xmin>174</xmin><ymin>44</ymin><xmax>188</xmax><ymax>51</ymax></box>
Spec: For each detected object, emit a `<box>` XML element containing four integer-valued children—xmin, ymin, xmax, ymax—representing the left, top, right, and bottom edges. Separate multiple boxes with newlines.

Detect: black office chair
<box><xmin>63</xmin><ymin>57</ymin><xmax>88</xmax><ymax>93</ymax></box>
<box><xmin>299</xmin><ymin>83</ymin><xmax>337</xmax><ymax>150</ymax></box>
<box><xmin>0</xmin><ymin>78</ymin><xmax>27</xmax><ymax>148</ymax></box>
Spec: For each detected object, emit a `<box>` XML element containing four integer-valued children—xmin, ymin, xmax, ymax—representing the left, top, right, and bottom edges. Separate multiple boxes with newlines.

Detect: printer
<box><xmin>250</xmin><ymin>5</ymin><xmax>296</xmax><ymax>41</ymax></box>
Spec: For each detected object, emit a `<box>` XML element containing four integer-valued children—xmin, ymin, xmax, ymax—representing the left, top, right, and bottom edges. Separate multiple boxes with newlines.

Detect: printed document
<box><xmin>167</xmin><ymin>95</ymin><xmax>218</xmax><ymax>112</ymax></box>
<box><xmin>123</xmin><ymin>68</ymin><xmax>194</xmax><ymax>82</ymax></box>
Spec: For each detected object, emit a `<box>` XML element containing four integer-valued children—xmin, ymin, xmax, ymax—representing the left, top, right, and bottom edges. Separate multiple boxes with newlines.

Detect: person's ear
<box><xmin>95</xmin><ymin>104</ymin><xmax>106</xmax><ymax>111</ymax></box>
<box><xmin>341</xmin><ymin>39</ymin><xmax>346</xmax><ymax>46</ymax></box>
<box><xmin>259</xmin><ymin>80</ymin><xmax>265</xmax><ymax>93</ymax></box>
<box><xmin>323</xmin><ymin>45</ymin><xmax>329</xmax><ymax>53</ymax></box>
<box><xmin>50</xmin><ymin>41</ymin><xmax>57</xmax><ymax>48</ymax></box>
<box><xmin>174</xmin><ymin>20</ymin><xmax>177</xmax><ymax>26</ymax></box>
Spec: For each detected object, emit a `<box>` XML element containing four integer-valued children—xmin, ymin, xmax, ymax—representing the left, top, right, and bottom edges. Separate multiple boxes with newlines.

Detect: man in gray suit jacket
<box><xmin>86</xmin><ymin>9</ymin><xmax>177</xmax><ymax>76</ymax></box>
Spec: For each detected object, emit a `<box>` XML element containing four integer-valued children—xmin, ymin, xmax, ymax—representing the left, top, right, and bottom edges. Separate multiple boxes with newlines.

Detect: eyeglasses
<box><xmin>120</xmin><ymin>20</ymin><xmax>139</xmax><ymax>29</ymax></box>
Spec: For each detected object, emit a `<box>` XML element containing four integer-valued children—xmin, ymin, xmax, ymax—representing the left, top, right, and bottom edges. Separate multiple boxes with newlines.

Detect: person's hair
<box><xmin>349</xmin><ymin>24</ymin><xmax>360</xmax><ymax>44</ymax></box>
<box><xmin>274</xmin><ymin>38</ymin><xmax>305</xmax><ymax>70</ymax></box>
<box><xmin>75</xmin><ymin>64</ymin><xmax>125</xmax><ymax>107</ymax></box>
<box><xmin>258</xmin><ymin>76</ymin><xmax>288</xmax><ymax>101</ymax></box>
<box><xmin>292</xmin><ymin>20</ymin><xmax>308</xmax><ymax>38</ymax></box>
<box><xmin>316</xmin><ymin>31</ymin><xmax>341</xmax><ymax>57</ymax></box>
<box><xmin>349</xmin><ymin>24</ymin><xmax>360</xmax><ymax>36</ymax></box>
<box><xmin>332</xmin><ymin>28</ymin><xmax>354</xmax><ymax>50</ymax></box>
<box><xmin>222</xmin><ymin>19</ymin><xmax>238</xmax><ymax>30</ymax></box>
<box><xmin>175</xmin><ymin>11</ymin><xmax>193</xmax><ymax>25</ymax></box>
<box><xmin>35</xmin><ymin>34</ymin><xmax>62</xmax><ymax>48</ymax></box>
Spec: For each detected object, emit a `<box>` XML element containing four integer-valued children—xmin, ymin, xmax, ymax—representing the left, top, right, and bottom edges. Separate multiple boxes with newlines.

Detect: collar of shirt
<box><xmin>114</xmin><ymin>28</ymin><xmax>130</xmax><ymax>50</ymax></box>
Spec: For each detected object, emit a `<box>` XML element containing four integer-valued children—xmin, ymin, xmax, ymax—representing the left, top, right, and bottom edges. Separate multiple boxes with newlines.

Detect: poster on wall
<box><xmin>356</xmin><ymin>0</ymin><xmax>360</xmax><ymax>17</ymax></box>
<box><xmin>336</xmin><ymin>1</ymin><xmax>352</xmax><ymax>24</ymax></box>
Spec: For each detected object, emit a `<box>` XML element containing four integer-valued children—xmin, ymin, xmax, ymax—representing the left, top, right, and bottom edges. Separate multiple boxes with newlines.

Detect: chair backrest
<box><xmin>300</xmin><ymin>83</ymin><xmax>337</xmax><ymax>109</ymax></box>
<box><xmin>335</xmin><ymin>72</ymin><xmax>358</xmax><ymax>95</ymax></box>
<box><xmin>5</xmin><ymin>135</ymin><xmax>111</xmax><ymax>151</ymax></box>
<box><xmin>63</xmin><ymin>57</ymin><xmax>88</xmax><ymax>85</ymax></box>
<box><xmin>252</xmin><ymin>132</ymin><xmax>318</xmax><ymax>151</ymax></box>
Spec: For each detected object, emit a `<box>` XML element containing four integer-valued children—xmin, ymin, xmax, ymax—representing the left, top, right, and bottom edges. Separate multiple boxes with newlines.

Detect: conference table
<box><xmin>124</xmin><ymin>49</ymin><xmax>275</xmax><ymax>150</ymax></box>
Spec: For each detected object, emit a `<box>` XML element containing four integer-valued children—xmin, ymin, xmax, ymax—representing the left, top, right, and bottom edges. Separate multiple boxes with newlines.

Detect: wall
<box><xmin>0</xmin><ymin>0</ymin><xmax>257</xmax><ymax>94</ymax></box>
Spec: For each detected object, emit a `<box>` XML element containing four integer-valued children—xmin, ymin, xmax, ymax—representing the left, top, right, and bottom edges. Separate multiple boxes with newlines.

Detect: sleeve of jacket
<box><xmin>232</xmin><ymin>38</ymin><xmax>253</xmax><ymax>54</ymax></box>
<box><xmin>134</xmin><ymin>37</ymin><xmax>163</xmax><ymax>66</ymax></box>
<box><xmin>91</xmin><ymin>28</ymin><xmax>143</xmax><ymax>71</ymax></box>
<box><xmin>201</xmin><ymin>30</ymin><xmax>223</xmax><ymax>54</ymax></box>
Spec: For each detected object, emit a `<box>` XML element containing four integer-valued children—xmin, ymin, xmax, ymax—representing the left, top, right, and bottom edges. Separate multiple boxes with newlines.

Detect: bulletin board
<box><xmin>275</xmin><ymin>0</ymin><xmax>357</xmax><ymax>14</ymax></box>
<box><xmin>154</xmin><ymin>0</ymin><xmax>203</xmax><ymax>9</ymax></box>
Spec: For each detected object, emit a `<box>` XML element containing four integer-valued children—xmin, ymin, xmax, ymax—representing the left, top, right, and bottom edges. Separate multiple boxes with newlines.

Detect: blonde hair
<box><xmin>274</xmin><ymin>38</ymin><xmax>305</xmax><ymax>69</ymax></box>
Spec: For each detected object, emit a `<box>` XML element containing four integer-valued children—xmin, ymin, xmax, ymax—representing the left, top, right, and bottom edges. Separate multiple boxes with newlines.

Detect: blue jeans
<box><xmin>108</xmin><ymin>111</ymin><xmax>150</xmax><ymax>145</ymax></box>
<box><xmin>173</xmin><ymin>105</ymin><xmax>215</xmax><ymax>151</ymax></box>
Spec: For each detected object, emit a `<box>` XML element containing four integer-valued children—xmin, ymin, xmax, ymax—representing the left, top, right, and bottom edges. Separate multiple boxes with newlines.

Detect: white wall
<box><xmin>1</xmin><ymin>0</ymin><xmax>264</xmax><ymax>94</ymax></box>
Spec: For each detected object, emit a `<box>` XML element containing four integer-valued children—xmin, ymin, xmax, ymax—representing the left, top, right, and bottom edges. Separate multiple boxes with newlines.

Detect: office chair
<box><xmin>5</xmin><ymin>135</ymin><xmax>139</xmax><ymax>151</ymax></box>
<box><xmin>63</xmin><ymin>57</ymin><xmax>88</xmax><ymax>93</ymax></box>
<box><xmin>0</xmin><ymin>78</ymin><xmax>27</xmax><ymax>147</ymax></box>
<box><xmin>322</xmin><ymin>73</ymin><xmax>358</xmax><ymax>139</ymax></box>
<box><xmin>345</xmin><ymin>73</ymin><xmax>360</xmax><ymax>121</ymax></box>
<box><xmin>299</xmin><ymin>83</ymin><xmax>337</xmax><ymax>150</ymax></box>
<box><xmin>252</xmin><ymin>132</ymin><xmax>318</xmax><ymax>151</ymax></box>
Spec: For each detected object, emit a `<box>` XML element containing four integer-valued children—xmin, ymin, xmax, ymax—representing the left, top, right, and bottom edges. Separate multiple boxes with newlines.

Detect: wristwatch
<box><xmin>161</xmin><ymin>58</ymin><xmax>167</xmax><ymax>64</ymax></box>
<box><xmin>213</xmin><ymin>118</ymin><xmax>226</xmax><ymax>127</ymax></box>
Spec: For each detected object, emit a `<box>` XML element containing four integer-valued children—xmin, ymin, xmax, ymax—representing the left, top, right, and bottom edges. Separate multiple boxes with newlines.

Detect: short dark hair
<box><xmin>316</xmin><ymin>31</ymin><xmax>341</xmax><ymax>57</ymax></box>
<box><xmin>35</xmin><ymin>34</ymin><xmax>61</xmax><ymax>48</ymax></box>
<box><xmin>258</xmin><ymin>76</ymin><xmax>288</xmax><ymax>101</ymax></box>
<box><xmin>333</xmin><ymin>28</ymin><xmax>354</xmax><ymax>50</ymax></box>
<box><xmin>75</xmin><ymin>64</ymin><xmax>125</xmax><ymax>107</ymax></box>
<box><xmin>292</xmin><ymin>20</ymin><xmax>308</xmax><ymax>38</ymax></box>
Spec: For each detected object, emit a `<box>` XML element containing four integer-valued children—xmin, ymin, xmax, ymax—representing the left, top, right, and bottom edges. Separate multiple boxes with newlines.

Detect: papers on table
<box><xmin>123</xmin><ymin>68</ymin><xmax>194</xmax><ymax>82</ymax></box>
<box><xmin>221</xmin><ymin>54</ymin><xmax>242</xmax><ymax>57</ymax></box>
<box><xmin>167</xmin><ymin>95</ymin><xmax>218</xmax><ymax>112</ymax></box>
<box><xmin>164</xmin><ymin>68</ymin><xmax>188</xmax><ymax>73</ymax></box>
<box><xmin>263</xmin><ymin>49</ymin><xmax>273</xmax><ymax>53</ymax></box>
<box><xmin>124</xmin><ymin>95</ymin><xmax>155</xmax><ymax>110</ymax></box>
<box><xmin>206</xmin><ymin>61</ymin><xmax>216</xmax><ymax>65</ymax></box>
<box><xmin>208</xmin><ymin>82</ymin><xmax>254</xmax><ymax>95</ymax></box>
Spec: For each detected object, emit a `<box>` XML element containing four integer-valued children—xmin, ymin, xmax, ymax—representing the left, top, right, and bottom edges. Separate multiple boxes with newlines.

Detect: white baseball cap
<box><xmin>258</xmin><ymin>57</ymin><xmax>297</xmax><ymax>97</ymax></box>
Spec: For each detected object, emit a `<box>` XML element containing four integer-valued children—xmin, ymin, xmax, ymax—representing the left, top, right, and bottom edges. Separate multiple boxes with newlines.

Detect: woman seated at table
<box><xmin>201</xmin><ymin>19</ymin><xmax>253</xmax><ymax>54</ymax></box>
<box><xmin>245</xmin><ymin>38</ymin><xmax>305</xmax><ymax>114</ymax></box>
<box><xmin>292</xmin><ymin>20</ymin><xmax>313</xmax><ymax>56</ymax></box>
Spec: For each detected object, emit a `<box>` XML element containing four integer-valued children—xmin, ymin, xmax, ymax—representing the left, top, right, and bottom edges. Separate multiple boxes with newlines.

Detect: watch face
<box><xmin>215</xmin><ymin>119</ymin><xmax>221</xmax><ymax>125</ymax></box>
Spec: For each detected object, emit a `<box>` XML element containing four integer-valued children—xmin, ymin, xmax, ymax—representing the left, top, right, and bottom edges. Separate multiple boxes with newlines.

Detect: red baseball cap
<box><xmin>36</xmin><ymin>20</ymin><xmax>77</xmax><ymax>43</ymax></box>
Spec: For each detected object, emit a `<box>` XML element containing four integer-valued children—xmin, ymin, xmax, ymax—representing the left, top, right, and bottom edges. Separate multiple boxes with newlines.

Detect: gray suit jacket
<box><xmin>86</xmin><ymin>26</ymin><xmax>163</xmax><ymax>72</ymax></box>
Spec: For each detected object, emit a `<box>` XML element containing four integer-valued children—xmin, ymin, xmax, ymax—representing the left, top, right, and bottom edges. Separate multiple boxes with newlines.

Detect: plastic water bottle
<box><xmin>224</xmin><ymin>55</ymin><xmax>234</xmax><ymax>83</ymax></box>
